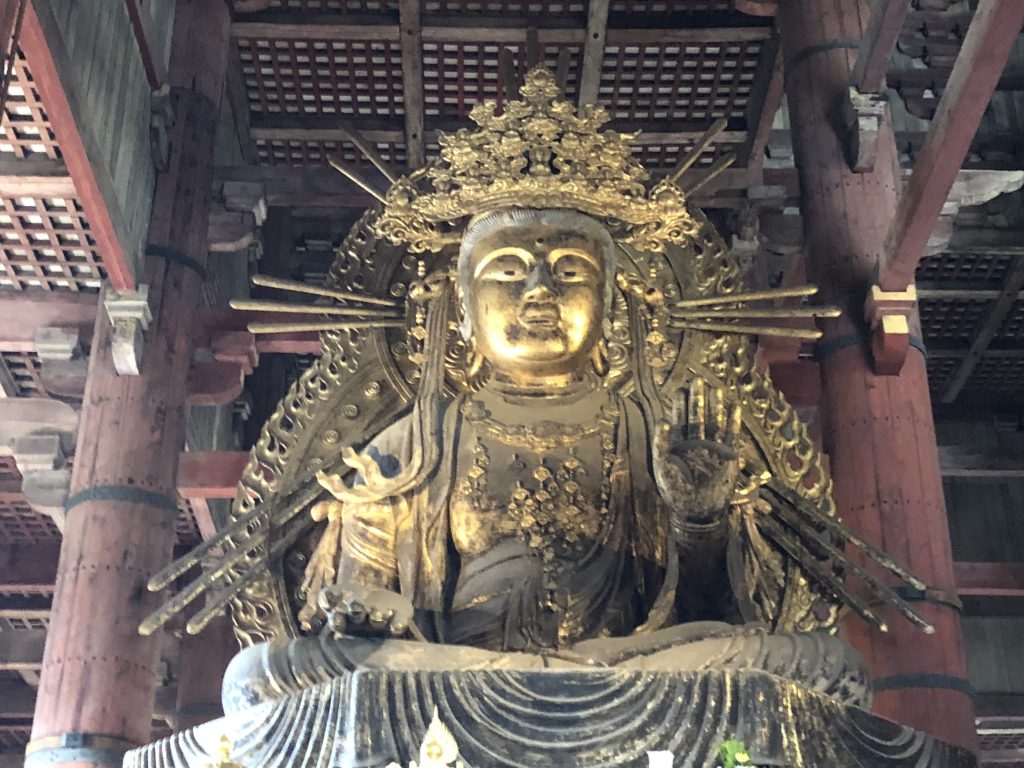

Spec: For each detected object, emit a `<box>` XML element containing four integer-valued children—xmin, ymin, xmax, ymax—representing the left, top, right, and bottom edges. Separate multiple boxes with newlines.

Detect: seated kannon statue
<box><xmin>141</xmin><ymin>68</ymin><xmax>935</xmax><ymax>720</ymax></box>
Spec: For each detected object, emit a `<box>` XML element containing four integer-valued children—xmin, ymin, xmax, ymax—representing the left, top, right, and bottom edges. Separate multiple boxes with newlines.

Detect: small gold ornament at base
<box><xmin>385</xmin><ymin>708</ymin><xmax>465</xmax><ymax>768</ymax></box>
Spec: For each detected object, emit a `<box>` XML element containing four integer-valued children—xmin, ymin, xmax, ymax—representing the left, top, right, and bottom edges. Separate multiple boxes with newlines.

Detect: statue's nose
<box><xmin>523</xmin><ymin>263</ymin><xmax>556</xmax><ymax>299</ymax></box>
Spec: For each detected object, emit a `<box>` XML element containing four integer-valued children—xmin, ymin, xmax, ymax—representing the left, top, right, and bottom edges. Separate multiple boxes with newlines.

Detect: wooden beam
<box><xmin>176</xmin><ymin>451</ymin><xmax>248</xmax><ymax>499</ymax></box>
<box><xmin>851</xmin><ymin>0</ymin><xmax>912</xmax><ymax>93</ymax></box>
<box><xmin>0</xmin><ymin>292</ymin><xmax>98</xmax><ymax>352</ymax></box>
<box><xmin>577</xmin><ymin>0</ymin><xmax>610</xmax><ymax>108</ymax></box>
<box><xmin>955</xmin><ymin>562</ymin><xmax>1024</xmax><ymax>597</ymax></box>
<box><xmin>398</xmin><ymin>0</ymin><xmax>425</xmax><ymax>169</ymax></box>
<box><xmin>19</xmin><ymin>2</ymin><xmax>135</xmax><ymax>290</ymax></box>
<box><xmin>225</xmin><ymin>40</ymin><xmax>258</xmax><ymax>165</ymax></box>
<box><xmin>880</xmin><ymin>0</ymin><xmax>1024</xmax><ymax>291</ymax></box>
<box><xmin>0</xmin><ymin>356</ymin><xmax>17</xmax><ymax>397</ymax></box>
<box><xmin>0</xmin><ymin>543</ymin><xmax>59</xmax><ymax>592</ymax></box>
<box><xmin>248</xmin><ymin>113</ymin><xmax>749</xmax><ymax>146</ymax></box>
<box><xmin>123</xmin><ymin>0</ymin><xmax>166</xmax><ymax>89</ymax></box>
<box><xmin>740</xmin><ymin>31</ymin><xmax>782</xmax><ymax>169</ymax></box>
<box><xmin>231</xmin><ymin>15</ymin><xmax>772</xmax><ymax>44</ymax></box>
<box><xmin>938</xmin><ymin>443</ymin><xmax>1024</xmax><ymax>478</ymax></box>
<box><xmin>0</xmin><ymin>629</ymin><xmax>45</xmax><ymax>670</ymax></box>
<box><xmin>0</xmin><ymin>157</ymin><xmax>76</xmax><ymax>197</ymax></box>
<box><xmin>940</xmin><ymin>255</ymin><xmax>1024</xmax><ymax>403</ymax></box>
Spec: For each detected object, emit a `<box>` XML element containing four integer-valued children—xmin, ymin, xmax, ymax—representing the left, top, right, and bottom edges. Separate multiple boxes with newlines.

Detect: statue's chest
<box><xmin>449</xmin><ymin>421</ymin><xmax>617</xmax><ymax>562</ymax></box>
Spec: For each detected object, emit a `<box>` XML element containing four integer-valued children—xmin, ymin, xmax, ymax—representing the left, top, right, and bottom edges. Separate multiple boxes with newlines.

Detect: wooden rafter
<box><xmin>225</xmin><ymin>40</ymin><xmax>258</xmax><ymax>165</ymax></box>
<box><xmin>248</xmin><ymin>114</ymin><xmax>749</xmax><ymax>146</ymax></box>
<box><xmin>851</xmin><ymin>0</ymin><xmax>912</xmax><ymax>93</ymax></box>
<box><xmin>398</xmin><ymin>0</ymin><xmax>425</xmax><ymax>169</ymax></box>
<box><xmin>0</xmin><ymin>157</ymin><xmax>75</xmax><ymax>197</ymax></box>
<box><xmin>739</xmin><ymin>31</ymin><xmax>782</xmax><ymax>169</ymax></box>
<box><xmin>577</xmin><ymin>0</ymin><xmax>610</xmax><ymax>109</ymax></box>
<box><xmin>880</xmin><ymin>0</ymin><xmax>1024</xmax><ymax>291</ymax></box>
<box><xmin>123</xmin><ymin>0</ymin><xmax>165</xmax><ymax>89</ymax></box>
<box><xmin>940</xmin><ymin>255</ymin><xmax>1024</xmax><ymax>403</ymax></box>
<box><xmin>231</xmin><ymin>16</ymin><xmax>772</xmax><ymax>45</ymax></box>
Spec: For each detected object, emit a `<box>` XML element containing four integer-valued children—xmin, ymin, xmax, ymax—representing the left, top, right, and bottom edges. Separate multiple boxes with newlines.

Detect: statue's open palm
<box><xmin>653</xmin><ymin>377</ymin><xmax>742</xmax><ymax>524</ymax></box>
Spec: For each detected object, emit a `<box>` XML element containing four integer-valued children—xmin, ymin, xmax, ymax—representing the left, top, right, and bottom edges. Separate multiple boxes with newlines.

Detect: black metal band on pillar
<box><xmin>784</xmin><ymin>38</ymin><xmax>861</xmax><ymax>79</ymax></box>
<box><xmin>64</xmin><ymin>484</ymin><xmax>181</xmax><ymax>517</ymax></box>
<box><xmin>146</xmin><ymin>245</ymin><xmax>206</xmax><ymax>280</ymax></box>
<box><xmin>873</xmin><ymin>674</ymin><xmax>975</xmax><ymax>697</ymax></box>
<box><xmin>814</xmin><ymin>333</ymin><xmax>927</xmax><ymax>361</ymax></box>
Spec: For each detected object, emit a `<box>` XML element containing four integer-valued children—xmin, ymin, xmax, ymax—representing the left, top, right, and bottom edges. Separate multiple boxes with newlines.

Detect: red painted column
<box><xmin>776</xmin><ymin>0</ymin><xmax>977</xmax><ymax>752</ymax></box>
<box><xmin>27</xmin><ymin>3</ymin><xmax>230</xmax><ymax>767</ymax></box>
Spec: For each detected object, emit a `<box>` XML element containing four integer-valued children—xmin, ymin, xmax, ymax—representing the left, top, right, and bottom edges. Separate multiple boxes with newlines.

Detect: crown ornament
<box><xmin>374</xmin><ymin>67</ymin><xmax>700</xmax><ymax>254</ymax></box>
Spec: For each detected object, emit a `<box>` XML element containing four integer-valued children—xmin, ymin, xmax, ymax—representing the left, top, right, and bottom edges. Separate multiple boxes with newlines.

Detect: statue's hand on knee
<box><xmin>318</xmin><ymin>583</ymin><xmax>414</xmax><ymax>638</ymax></box>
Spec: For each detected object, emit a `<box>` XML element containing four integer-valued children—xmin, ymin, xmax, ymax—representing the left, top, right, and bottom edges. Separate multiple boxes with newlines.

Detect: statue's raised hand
<box><xmin>318</xmin><ymin>582</ymin><xmax>414</xmax><ymax>638</ymax></box>
<box><xmin>653</xmin><ymin>377</ymin><xmax>742</xmax><ymax>525</ymax></box>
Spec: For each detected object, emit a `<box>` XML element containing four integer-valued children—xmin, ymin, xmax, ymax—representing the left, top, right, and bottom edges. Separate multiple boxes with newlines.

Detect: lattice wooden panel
<box><xmin>632</xmin><ymin>141</ymin><xmax>726</xmax><ymax>173</ymax></box>
<box><xmin>996</xmin><ymin>300</ymin><xmax>1024</xmax><ymax>341</ymax></box>
<box><xmin>0</xmin><ymin>50</ymin><xmax>61</xmax><ymax>161</ymax></box>
<box><xmin>980</xmin><ymin>728</ymin><xmax>1024</xmax><ymax>754</ymax></box>
<box><xmin>422</xmin><ymin>43</ymin><xmax>582</xmax><ymax>118</ymax></box>
<box><xmin>425</xmin><ymin>0</ymin><xmax>584</xmax><ymax>11</ymax></box>
<box><xmin>0</xmin><ymin>456</ymin><xmax>21</xmax><ymax>485</ymax></box>
<box><xmin>0</xmin><ymin>492</ymin><xmax>60</xmax><ymax>545</ymax></box>
<box><xmin>266</xmin><ymin>0</ymin><xmax>398</xmax><ymax>9</ymax></box>
<box><xmin>599</xmin><ymin>41</ymin><xmax>761</xmax><ymax>122</ymax></box>
<box><xmin>0</xmin><ymin>611</ymin><xmax>49</xmax><ymax>631</ymax></box>
<box><xmin>919</xmin><ymin>298</ymin><xmax>990</xmax><ymax>344</ymax></box>
<box><xmin>175</xmin><ymin>497</ymin><xmax>203</xmax><ymax>546</ymax></box>
<box><xmin>926</xmin><ymin>356</ymin><xmax>958</xmax><ymax>391</ymax></box>
<box><xmin>256</xmin><ymin>138</ymin><xmax>407</xmax><ymax>167</ymax></box>
<box><xmin>917</xmin><ymin>251</ymin><xmax>1014</xmax><ymax>284</ymax></box>
<box><xmin>0</xmin><ymin>195</ymin><xmax>105</xmax><ymax>292</ymax></box>
<box><xmin>238</xmin><ymin>38</ymin><xmax>405</xmax><ymax>118</ymax></box>
<box><xmin>967</xmin><ymin>357</ymin><xmax>1024</xmax><ymax>391</ymax></box>
<box><xmin>610</xmin><ymin>0</ymin><xmax>735</xmax><ymax>11</ymax></box>
<box><xmin>0</xmin><ymin>352</ymin><xmax>45</xmax><ymax>397</ymax></box>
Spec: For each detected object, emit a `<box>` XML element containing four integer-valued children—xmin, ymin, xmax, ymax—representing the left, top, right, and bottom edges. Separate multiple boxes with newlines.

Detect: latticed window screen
<box><xmin>918</xmin><ymin>251</ymin><xmax>1013</xmax><ymax>284</ymax></box>
<box><xmin>239</xmin><ymin>38</ymin><xmax>406</xmax><ymax>117</ymax></box>
<box><xmin>919</xmin><ymin>299</ymin><xmax>990</xmax><ymax>345</ymax></box>
<box><xmin>0</xmin><ymin>493</ymin><xmax>60</xmax><ymax>544</ymax></box>
<box><xmin>0</xmin><ymin>352</ymin><xmax>45</xmax><ymax>396</ymax></box>
<box><xmin>0</xmin><ymin>196</ymin><xmax>104</xmax><ymax>292</ymax></box>
<box><xmin>0</xmin><ymin>50</ymin><xmax>60</xmax><ymax>161</ymax></box>
<box><xmin>256</xmin><ymin>138</ymin><xmax>408</xmax><ymax>167</ymax></box>
<box><xmin>599</xmin><ymin>41</ymin><xmax>761</xmax><ymax>122</ymax></box>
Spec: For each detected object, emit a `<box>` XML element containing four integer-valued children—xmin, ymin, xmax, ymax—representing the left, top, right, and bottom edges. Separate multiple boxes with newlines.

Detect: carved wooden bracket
<box><xmin>187</xmin><ymin>360</ymin><xmax>246</xmax><ymax>407</ymax></box>
<box><xmin>104</xmin><ymin>284</ymin><xmax>152</xmax><ymax>376</ymax></box>
<box><xmin>210</xmin><ymin>330</ymin><xmax>259</xmax><ymax>376</ymax></box>
<box><xmin>842</xmin><ymin>87</ymin><xmax>888</xmax><ymax>173</ymax></box>
<box><xmin>864</xmin><ymin>284</ymin><xmax>917</xmax><ymax>376</ymax></box>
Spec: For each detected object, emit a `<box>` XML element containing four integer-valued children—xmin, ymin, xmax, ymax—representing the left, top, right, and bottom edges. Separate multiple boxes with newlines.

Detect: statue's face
<box><xmin>465</xmin><ymin>221</ymin><xmax>607</xmax><ymax>380</ymax></box>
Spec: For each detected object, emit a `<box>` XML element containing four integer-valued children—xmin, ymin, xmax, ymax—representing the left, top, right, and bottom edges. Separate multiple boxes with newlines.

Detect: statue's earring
<box><xmin>592</xmin><ymin>338</ymin><xmax>610</xmax><ymax>377</ymax></box>
<box><xmin>465</xmin><ymin>336</ymin><xmax>486</xmax><ymax>380</ymax></box>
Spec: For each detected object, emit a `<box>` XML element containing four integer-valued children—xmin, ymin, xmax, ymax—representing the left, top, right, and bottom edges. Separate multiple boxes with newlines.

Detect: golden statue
<box><xmin>143</xmin><ymin>67</ymin><xmax>933</xmax><ymax>703</ymax></box>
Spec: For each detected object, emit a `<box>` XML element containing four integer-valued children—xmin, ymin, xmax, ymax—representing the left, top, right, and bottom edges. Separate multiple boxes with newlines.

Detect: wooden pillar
<box><xmin>776</xmin><ymin>0</ymin><xmax>977</xmax><ymax>752</ymax></box>
<box><xmin>174</xmin><ymin>615</ymin><xmax>236</xmax><ymax>731</ymax></box>
<box><xmin>27</xmin><ymin>3</ymin><xmax>231</xmax><ymax>767</ymax></box>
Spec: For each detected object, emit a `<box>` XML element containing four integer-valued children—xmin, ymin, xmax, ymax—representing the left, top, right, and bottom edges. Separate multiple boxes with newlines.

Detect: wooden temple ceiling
<box><xmin>0</xmin><ymin>0</ymin><xmax>1021</xmax><ymax>760</ymax></box>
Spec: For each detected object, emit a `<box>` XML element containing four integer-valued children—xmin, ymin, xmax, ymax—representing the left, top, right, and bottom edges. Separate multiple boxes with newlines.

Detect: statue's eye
<box><xmin>553</xmin><ymin>253</ymin><xmax>597</xmax><ymax>283</ymax></box>
<box><xmin>483</xmin><ymin>255</ymin><xmax>529</xmax><ymax>281</ymax></box>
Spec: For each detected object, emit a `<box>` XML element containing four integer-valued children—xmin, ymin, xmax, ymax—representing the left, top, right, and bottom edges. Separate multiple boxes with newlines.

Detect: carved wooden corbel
<box><xmin>104</xmin><ymin>284</ymin><xmax>152</xmax><ymax>376</ymax></box>
<box><xmin>842</xmin><ymin>87</ymin><xmax>888</xmax><ymax>173</ymax></box>
<box><xmin>864</xmin><ymin>284</ymin><xmax>917</xmax><ymax>375</ymax></box>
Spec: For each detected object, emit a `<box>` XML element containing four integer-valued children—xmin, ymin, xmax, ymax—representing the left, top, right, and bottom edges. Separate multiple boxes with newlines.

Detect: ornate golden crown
<box><xmin>374</xmin><ymin>68</ymin><xmax>699</xmax><ymax>254</ymax></box>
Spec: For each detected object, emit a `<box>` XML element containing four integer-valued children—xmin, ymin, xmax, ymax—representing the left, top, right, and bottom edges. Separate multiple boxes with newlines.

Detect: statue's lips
<box><xmin>518</xmin><ymin>302</ymin><xmax>560</xmax><ymax>328</ymax></box>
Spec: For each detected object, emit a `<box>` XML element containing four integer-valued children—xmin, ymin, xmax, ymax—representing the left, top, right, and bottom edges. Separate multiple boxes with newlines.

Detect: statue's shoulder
<box><xmin>358</xmin><ymin>396</ymin><xmax>461</xmax><ymax>458</ymax></box>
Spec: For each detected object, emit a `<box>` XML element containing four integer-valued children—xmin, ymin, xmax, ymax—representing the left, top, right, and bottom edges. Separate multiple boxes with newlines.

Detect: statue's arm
<box><xmin>336</xmin><ymin>498</ymin><xmax>399</xmax><ymax>590</ymax></box>
<box><xmin>651</xmin><ymin>379</ymin><xmax>741</xmax><ymax>595</ymax></box>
